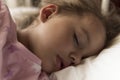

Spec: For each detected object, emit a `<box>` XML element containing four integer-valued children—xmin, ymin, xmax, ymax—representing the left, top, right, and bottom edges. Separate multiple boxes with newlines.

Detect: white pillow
<box><xmin>54</xmin><ymin>34</ymin><xmax>120</xmax><ymax>80</ymax></box>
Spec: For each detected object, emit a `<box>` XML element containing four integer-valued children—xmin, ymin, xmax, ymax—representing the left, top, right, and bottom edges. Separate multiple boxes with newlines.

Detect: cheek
<box><xmin>38</xmin><ymin>24</ymin><xmax>75</xmax><ymax>54</ymax></box>
<box><xmin>40</xmin><ymin>28</ymin><xmax>72</xmax><ymax>47</ymax></box>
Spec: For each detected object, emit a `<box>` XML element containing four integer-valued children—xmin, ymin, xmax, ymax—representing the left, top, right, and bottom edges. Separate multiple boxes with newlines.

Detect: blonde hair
<box><xmin>39</xmin><ymin>0</ymin><xmax>102</xmax><ymax>17</ymax></box>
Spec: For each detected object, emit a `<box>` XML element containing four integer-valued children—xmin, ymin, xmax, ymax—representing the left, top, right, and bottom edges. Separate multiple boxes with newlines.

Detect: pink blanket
<box><xmin>0</xmin><ymin>0</ymin><xmax>52</xmax><ymax>80</ymax></box>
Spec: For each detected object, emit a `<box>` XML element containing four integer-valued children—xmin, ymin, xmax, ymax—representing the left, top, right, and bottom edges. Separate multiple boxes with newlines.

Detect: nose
<box><xmin>69</xmin><ymin>54</ymin><xmax>81</xmax><ymax>66</ymax></box>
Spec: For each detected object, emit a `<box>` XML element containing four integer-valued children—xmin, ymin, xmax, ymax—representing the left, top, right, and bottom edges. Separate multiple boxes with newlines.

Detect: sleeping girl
<box><xmin>0</xmin><ymin>0</ymin><xmax>120</xmax><ymax>80</ymax></box>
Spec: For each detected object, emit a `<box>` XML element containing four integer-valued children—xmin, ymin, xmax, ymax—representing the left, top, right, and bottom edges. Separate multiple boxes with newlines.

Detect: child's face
<box><xmin>29</xmin><ymin>13</ymin><xmax>106</xmax><ymax>73</ymax></box>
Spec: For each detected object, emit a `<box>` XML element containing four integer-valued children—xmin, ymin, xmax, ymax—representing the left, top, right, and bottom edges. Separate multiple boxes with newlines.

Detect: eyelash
<box><xmin>73</xmin><ymin>33</ymin><xmax>79</xmax><ymax>47</ymax></box>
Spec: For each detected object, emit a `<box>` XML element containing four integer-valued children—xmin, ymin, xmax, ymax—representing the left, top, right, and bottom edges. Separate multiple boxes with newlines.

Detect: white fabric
<box><xmin>54</xmin><ymin>34</ymin><xmax>120</xmax><ymax>80</ymax></box>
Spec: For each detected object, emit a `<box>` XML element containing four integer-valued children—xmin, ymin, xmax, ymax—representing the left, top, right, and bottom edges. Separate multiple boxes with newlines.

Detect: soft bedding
<box><xmin>9</xmin><ymin>4</ymin><xmax>120</xmax><ymax>80</ymax></box>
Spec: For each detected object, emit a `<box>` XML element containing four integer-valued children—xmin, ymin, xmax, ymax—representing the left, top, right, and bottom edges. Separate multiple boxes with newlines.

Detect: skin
<box><xmin>17</xmin><ymin>4</ymin><xmax>106</xmax><ymax>74</ymax></box>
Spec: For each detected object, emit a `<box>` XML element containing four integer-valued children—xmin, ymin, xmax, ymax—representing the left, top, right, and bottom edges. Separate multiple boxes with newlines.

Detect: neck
<box><xmin>17</xmin><ymin>16</ymin><xmax>40</xmax><ymax>50</ymax></box>
<box><xmin>17</xmin><ymin>28</ymin><xmax>30</xmax><ymax>49</ymax></box>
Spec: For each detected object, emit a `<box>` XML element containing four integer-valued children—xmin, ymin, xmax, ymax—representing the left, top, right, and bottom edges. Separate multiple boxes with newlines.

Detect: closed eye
<box><xmin>73</xmin><ymin>33</ymin><xmax>79</xmax><ymax>47</ymax></box>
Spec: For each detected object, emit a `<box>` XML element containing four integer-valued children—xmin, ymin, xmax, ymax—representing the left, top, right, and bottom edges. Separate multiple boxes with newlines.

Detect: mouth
<box><xmin>56</xmin><ymin>55</ymin><xmax>65</xmax><ymax>70</ymax></box>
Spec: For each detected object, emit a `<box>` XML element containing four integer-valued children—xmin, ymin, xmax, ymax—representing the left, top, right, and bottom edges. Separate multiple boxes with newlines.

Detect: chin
<box><xmin>42</xmin><ymin>62</ymin><xmax>59</xmax><ymax>74</ymax></box>
<box><xmin>43</xmin><ymin>67</ymin><xmax>54</xmax><ymax>74</ymax></box>
<box><xmin>43</xmin><ymin>67</ymin><xmax>59</xmax><ymax>74</ymax></box>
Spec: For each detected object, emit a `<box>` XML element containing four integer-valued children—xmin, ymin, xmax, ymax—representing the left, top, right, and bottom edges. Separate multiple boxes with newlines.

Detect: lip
<box><xmin>56</xmin><ymin>55</ymin><xmax>64</xmax><ymax>70</ymax></box>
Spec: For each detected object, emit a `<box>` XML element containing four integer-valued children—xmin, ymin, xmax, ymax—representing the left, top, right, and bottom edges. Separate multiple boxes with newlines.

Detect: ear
<box><xmin>40</xmin><ymin>4</ymin><xmax>58</xmax><ymax>22</ymax></box>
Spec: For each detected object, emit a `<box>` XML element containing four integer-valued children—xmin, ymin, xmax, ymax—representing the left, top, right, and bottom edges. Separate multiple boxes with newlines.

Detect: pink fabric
<box><xmin>0</xmin><ymin>1</ymin><xmax>51</xmax><ymax>80</ymax></box>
